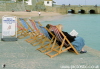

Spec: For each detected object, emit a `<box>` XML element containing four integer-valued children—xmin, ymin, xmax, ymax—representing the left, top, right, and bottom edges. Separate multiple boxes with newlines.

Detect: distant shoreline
<box><xmin>0</xmin><ymin>11</ymin><xmax>65</xmax><ymax>23</ymax></box>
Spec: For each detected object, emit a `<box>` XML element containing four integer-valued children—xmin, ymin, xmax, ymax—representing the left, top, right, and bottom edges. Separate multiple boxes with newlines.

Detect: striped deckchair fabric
<box><xmin>19</xmin><ymin>18</ymin><xmax>32</xmax><ymax>32</ymax></box>
<box><xmin>17</xmin><ymin>23</ymin><xmax>28</xmax><ymax>39</ymax></box>
<box><xmin>17</xmin><ymin>19</ymin><xmax>30</xmax><ymax>39</ymax></box>
<box><xmin>18</xmin><ymin>18</ymin><xmax>38</xmax><ymax>42</ymax></box>
<box><xmin>29</xmin><ymin>19</ymin><xmax>41</xmax><ymax>35</ymax></box>
<box><xmin>35</xmin><ymin>21</ymin><xmax>42</xmax><ymax>26</ymax></box>
<box><xmin>45</xmin><ymin>25</ymin><xmax>79</xmax><ymax>58</ymax></box>
<box><xmin>37</xmin><ymin>26</ymin><xmax>55</xmax><ymax>53</ymax></box>
<box><xmin>26</xmin><ymin>19</ymin><xmax>45</xmax><ymax>46</ymax></box>
<box><xmin>24</xmin><ymin>19</ymin><xmax>39</xmax><ymax>43</ymax></box>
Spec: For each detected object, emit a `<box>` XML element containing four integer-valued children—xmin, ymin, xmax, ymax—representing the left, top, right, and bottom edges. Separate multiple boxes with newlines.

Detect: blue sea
<box><xmin>41</xmin><ymin>14</ymin><xmax>100</xmax><ymax>51</ymax></box>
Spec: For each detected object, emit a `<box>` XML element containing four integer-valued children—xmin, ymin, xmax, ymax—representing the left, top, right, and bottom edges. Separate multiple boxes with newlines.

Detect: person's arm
<box><xmin>62</xmin><ymin>31</ymin><xmax>76</xmax><ymax>42</ymax></box>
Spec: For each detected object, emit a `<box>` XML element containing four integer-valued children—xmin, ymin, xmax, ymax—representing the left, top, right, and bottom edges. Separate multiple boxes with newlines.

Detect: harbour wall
<box><xmin>46</xmin><ymin>6</ymin><xmax>100</xmax><ymax>14</ymax></box>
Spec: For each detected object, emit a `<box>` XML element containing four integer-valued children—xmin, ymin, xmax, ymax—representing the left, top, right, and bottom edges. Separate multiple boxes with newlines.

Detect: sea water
<box><xmin>41</xmin><ymin>14</ymin><xmax>100</xmax><ymax>51</ymax></box>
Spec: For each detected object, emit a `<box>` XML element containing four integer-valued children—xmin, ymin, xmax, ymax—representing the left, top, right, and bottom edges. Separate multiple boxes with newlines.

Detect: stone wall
<box><xmin>45</xmin><ymin>6</ymin><xmax>100</xmax><ymax>14</ymax></box>
<box><xmin>0</xmin><ymin>3</ymin><xmax>33</xmax><ymax>11</ymax></box>
<box><xmin>45</xmin><ymin>6</ymin><xmax>67</xmax><ymax>14</ymax></box>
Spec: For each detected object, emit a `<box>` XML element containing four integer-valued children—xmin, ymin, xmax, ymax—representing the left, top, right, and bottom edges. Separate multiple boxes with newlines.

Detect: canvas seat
<box><xmin>26</xmin><ymin>19</ymin><xmax>45</xmax><ymax>46</ymax></box>
<box><xmin>37</xmin><ymin>26</ymin><xmax>56</xmax><ymax>53</ymax></box>
<box><xmin>19</xmin><ymin>18</ymin><xmax>37</xmax><ymax>42</ymax></box>
<box><xmin>17</xmin><ymin>23</ymin><xmax>28</xmax><ymax>39</ymax></box>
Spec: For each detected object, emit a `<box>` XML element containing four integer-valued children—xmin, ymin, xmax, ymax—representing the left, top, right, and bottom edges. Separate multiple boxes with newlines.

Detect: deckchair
<box><xmin>19</xmin><ymin>18</ymin><xmax>35</xmax><ymax>33</ymax></box>
<box><xmin>24</xmin><ymin>19</ymin><xmax>39</xmax><ymax>43</ymax></box>
<box><xmin>26</xmin><ymin>19</ymin><xmax>40</xmax><ymax>42</ymax></box>
<box><xmin>17</xmin><ymin>23</ymin><xmax>28</xmax><ymax>39</ymax></box>
<box><xmin>19</xmin><ymin>18</ymin><xmax>37</xmax><ymax>42</ymax></box>
<box><xmin>37</xmin><ymin>26</ymin><xmax>56</xmax><ymax>53</ymax></box>
<box><xmin>35</xmin><ymin>20</ymin><xmax>42</xmax><ymax>26</ymax></box>
<box><xmin>15</xmin><ymin>19</ymin><xmax>30</xmax><ymax>39</ymax></box>
<box><xmin>45</xmin><ymin>25</ymin><xmax>79</xmax><ymax>58</ymax></box>
<box><xmin>19</xmin><ymin>18</ymin><xmax>44</xmax><ymax>46</ymax></box>
<box><xmin>26</xmin><ymin>19</ymin><xmax>45</xmax><ymax>46</ymax></box>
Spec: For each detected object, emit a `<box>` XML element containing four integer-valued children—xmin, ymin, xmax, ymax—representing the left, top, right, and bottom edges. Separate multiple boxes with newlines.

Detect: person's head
<box><xmin>46</xmin><ymin>24</ymin><xmax>50</xmax><ymax>29</ymax></box>
<box><xmin>57</xmin><ymin>24</ymin><xmax>63</xmax><ymax>31</ymax></box>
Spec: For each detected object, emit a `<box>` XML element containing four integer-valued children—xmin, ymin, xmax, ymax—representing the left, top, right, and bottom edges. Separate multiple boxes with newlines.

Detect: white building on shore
<box><xmin>26</xmin><ymin>0</ymin><xmax>32</xmax><ymax>5</ymax></box>
<box><xmin>44</xmin><ymin>0</ymin><xmax>53</xmax><ymax>6</ymax></box>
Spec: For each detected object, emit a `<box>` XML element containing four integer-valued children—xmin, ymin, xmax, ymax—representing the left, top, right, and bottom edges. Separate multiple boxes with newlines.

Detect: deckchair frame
<box><xmin>45</xmin><ymin>25</ymin><xmax>79</xmax><ymax>58</ymax></box>
<box><xmin>37</xmin><ymin>26</ymin><xmax>56</xmax><ymax>53</ymax></box>
<box><xmin>18</xmin><ymin>18</ymin><xmax>40</xmax><ymax>44</ymax></box>
<box><xmin>17</xmin><ymin>19</ymin><xmax>30</xmax><ymax>38</ymax></box>
<box><xmin>26</xmin><ymin>19</ymin><xmax>45</xmax><ymax>46</ymax></box>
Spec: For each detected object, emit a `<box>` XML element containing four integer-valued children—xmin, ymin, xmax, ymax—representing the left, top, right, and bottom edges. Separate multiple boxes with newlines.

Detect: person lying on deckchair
<box><xmin>46</xmin><ymin>24</ymin><xmax>87</xmax><ymax>53</ymax></box>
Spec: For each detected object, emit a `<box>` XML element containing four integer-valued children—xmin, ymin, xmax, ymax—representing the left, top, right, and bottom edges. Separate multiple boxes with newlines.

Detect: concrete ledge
<box><xmin>1</xmin><ymin>38</ymin><xmax>18</xmax><ymax>41</ymax></box>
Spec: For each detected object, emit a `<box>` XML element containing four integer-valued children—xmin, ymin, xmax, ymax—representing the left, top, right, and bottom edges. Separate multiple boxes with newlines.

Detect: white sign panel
<box><xmin>2</xmin><ymin>16</ymin><xmax>17</xmax><ymax>36</ymax></box>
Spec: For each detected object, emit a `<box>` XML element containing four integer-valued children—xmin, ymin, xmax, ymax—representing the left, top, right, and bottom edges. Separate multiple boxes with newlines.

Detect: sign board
<box><xmin>1</xmin><ymin>16</ymin><xmax>17</xmax><ymax>41</ymax></box>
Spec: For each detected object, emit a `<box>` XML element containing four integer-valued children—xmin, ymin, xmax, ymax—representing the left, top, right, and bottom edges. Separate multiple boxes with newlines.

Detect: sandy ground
<box><xmin>0</xmin><ymin>11</ymin><xmax>64</xmax><ymax>22</ymax></box>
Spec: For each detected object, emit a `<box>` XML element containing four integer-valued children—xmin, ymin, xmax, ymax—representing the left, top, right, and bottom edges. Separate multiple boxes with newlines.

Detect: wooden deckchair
<box><xmin>18</xmin><ymin>18</ymin><xmax>37</xmax><ymax>42</ymax></box>
<box><xmin>45</xmin><ymin>25</ymin><xmax>79</xmax><ymax>58</ymax></box>
<box><xmin>15</xmin><ymin>18</ymin><xmax>30</xmax><ymax>39</ymax></box>
<box><xmin>19</xmin><ymin>18</ymin><xmax>32</xmax><ymax>32</ymax></box>
<box><xmin>23</xmin><ymin>19</ymin><xmax>37</xmax><ymax>43</ymax></box>
<box><xmin>24</xmin><ymin>19</ymin><xmax>39</xmax><ymax>43</ymax></box>
<box><xmin>17</xmin><ymin>23</ymin><xmax>28</xmax><ymax>39</ymax></box>
<box><xmin>25</xmin><ymin>19</ymin><xmax>45</xmax><ymax>46</ymax></box>
<box><xmin>37</xmin><ymin>26</ymin><xmax>56</xmax><ymax>53</ymax></box>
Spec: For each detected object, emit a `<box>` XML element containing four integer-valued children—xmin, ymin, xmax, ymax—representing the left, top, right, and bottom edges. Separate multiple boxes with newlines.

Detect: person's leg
<box><xmin>72</xmin><ymin>36</ymin><xmax>87</xmax><ymax>53</ymax></box>
<box><xmin>80</xmin><ymin>48</ymin><xmax>87</xmax><ymax>53</ymax></box>
<box><xmin>39</xmin><ymin>14</ymin><xmax>40</xmax><ymax>16</ymax></box>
